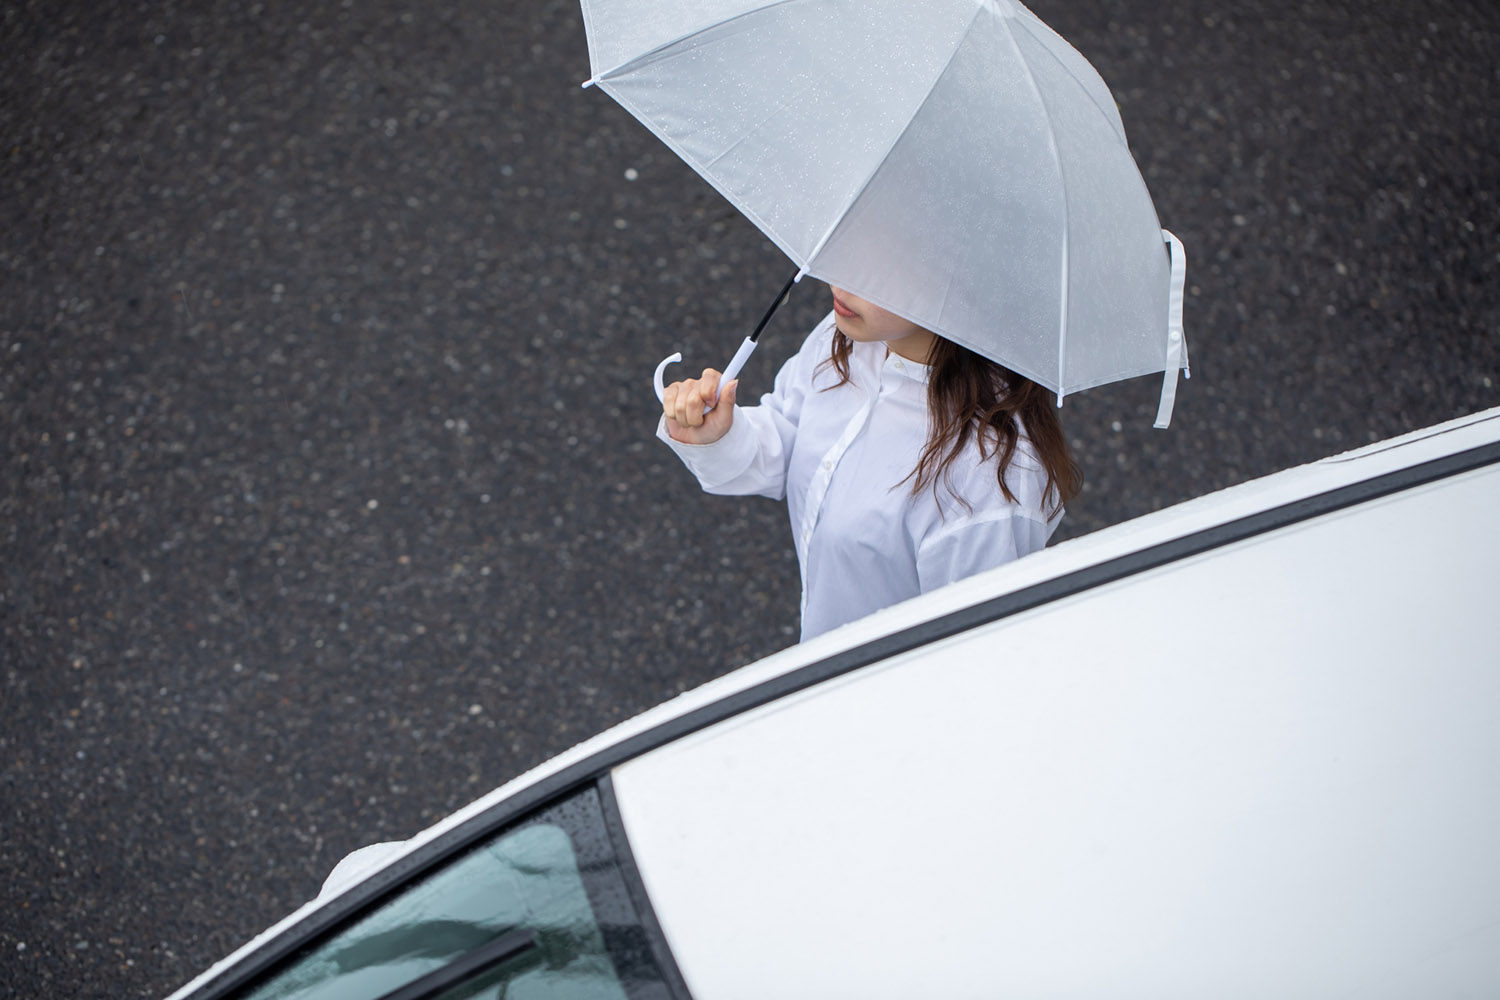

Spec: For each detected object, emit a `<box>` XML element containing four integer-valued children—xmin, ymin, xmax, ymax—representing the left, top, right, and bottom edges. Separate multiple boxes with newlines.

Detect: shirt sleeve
<box><xmin>914</xmin><ymin>507</ymin><xmax>1059</xmax><ymax>594</ymax></box>
<box><xmin>654</xmin><ymin>404</ymin><xmax>793</xmax><ymax>499</ymax></box>
<box><xmin>654</xmin><ymin>318</ymin><xmax>827</xmax><ymax>500</ymax></box>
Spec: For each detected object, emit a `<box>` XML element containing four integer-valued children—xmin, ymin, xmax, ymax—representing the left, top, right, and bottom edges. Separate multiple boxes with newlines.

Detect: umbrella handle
<box><xmin>651</xmin><ymin>352</ymin><xmax>683</xmax><ymax>404</ymax></box>
<box><xmin>653</xmin><ymin>337</ymin><xmax>758</xmax><ymax>412</ymax></box>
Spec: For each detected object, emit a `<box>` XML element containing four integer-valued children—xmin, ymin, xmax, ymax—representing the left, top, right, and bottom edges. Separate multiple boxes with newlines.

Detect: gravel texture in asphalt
<box><xmin>2</xmin><ymin>0</ymin><xmax>1497</xmax><ymax>996</ymax></box>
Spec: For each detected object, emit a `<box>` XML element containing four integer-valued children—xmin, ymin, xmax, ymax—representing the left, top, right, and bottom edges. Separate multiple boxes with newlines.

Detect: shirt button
<box><xmin>893</xmin><ymin>358</ymin><xmax>905</xmax><ymax>370</ymax></box>
<box><xmin>822</xmin><ymin>459</ymin><xmax>832</xmax><ymax>470</ymax></box>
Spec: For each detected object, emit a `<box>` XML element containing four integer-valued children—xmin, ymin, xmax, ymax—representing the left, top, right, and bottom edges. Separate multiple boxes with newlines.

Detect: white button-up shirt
<box><xmin>658</xmin><ymin>314</ymin><xmax>1061</xmax><ymax>640</ymax></box>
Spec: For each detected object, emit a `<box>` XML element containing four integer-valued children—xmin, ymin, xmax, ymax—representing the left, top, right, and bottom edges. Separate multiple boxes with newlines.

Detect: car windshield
<box><xmin>235</xmin><ymin>788</ymin><xmax>669</xmax><ymax>1000</ymax></box>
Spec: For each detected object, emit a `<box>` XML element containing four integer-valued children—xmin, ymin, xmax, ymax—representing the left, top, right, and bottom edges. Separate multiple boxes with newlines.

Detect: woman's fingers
<box><xmin>717</xmin><ymin>378</ymin><xmax>738</xmax><ymax>413</ymax></box>
<box><xmin>675</xmin><ymin>378</ymin><xmax>702</xmax><ymax>427</ymax></box>
<box><xmin>672</xmin><ymin>381</ymin><xmax>701</xmax><ymax>427</ymax></box>
<box><xmin>666</xmin><ymin>370</ymin><xmax>721</xmax><ymax>427</ymax></box>
<box><xmin>663</xmin><ymin>379</ymin><xmax>692</xmax><ymax>426</ymax></box>
<box><xmin>687</xmin><ymin>369</ymin><xmax>720</xmax><ymax>425</ymax></box>
<box><xmin>662</xmin><ymin>370</ymin><xmax>733</xmax><ymax>444</ymax></box>
<box><xmin>699</xmin><ymin>369</ymin><xmax>721</xmax><ymax>405</ymax></box>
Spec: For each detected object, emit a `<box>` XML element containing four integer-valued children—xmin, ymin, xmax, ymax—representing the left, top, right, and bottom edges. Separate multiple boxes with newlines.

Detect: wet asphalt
<box><xmin>2</xmin><ymin>0</ymin><xmax>1497</xmax><ymax>996</ymax></box>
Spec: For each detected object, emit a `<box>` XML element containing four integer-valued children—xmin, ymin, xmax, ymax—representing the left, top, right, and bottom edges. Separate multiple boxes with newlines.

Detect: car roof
<box><xmin>167</xmin><ymin>407</ymin><xmax>1500</xmax><ymax>1000</ymax></box>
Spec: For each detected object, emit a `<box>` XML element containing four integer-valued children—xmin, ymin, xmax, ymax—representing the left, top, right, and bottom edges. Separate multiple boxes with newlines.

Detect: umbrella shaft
<box><xmin>749</xmin><ymin>269</ymin><xmax>800</xmax><ymax>343</ymax></box>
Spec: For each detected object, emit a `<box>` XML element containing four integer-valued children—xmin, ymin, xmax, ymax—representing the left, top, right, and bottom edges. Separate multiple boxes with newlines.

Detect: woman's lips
<box><xmin>832</xmin><ymin>296</ymin><xmax>858</xmax><ymax>319</ymax></box>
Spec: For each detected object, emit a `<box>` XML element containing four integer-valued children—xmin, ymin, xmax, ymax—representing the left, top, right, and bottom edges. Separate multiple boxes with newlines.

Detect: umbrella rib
<box><xmin>1009</xmin><ymin>13</ymin><xmax>1129</xmax><ymax>146</ymax></box>
<box><xmin>587</xmin><ymin>0</ymin><xmax>808</xmax><ymax>86</ymax></box>
<box><xmin>797</xmin><ymin>2</ymin><xmax>987</xmax><ymax>276</ymax></box>
<box><xmin>996</xmin><ymin>11</ymin><xmax>1072</xmax><ymax>399</ymax></box>
<box><xmin>592</xmin><ymin>80</ymin><xmax>809</xmax><ymax>269</ymax></box>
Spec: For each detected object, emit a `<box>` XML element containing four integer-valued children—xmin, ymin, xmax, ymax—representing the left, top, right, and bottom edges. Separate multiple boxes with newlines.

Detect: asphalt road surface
<box><xmin>3</xmin><ymin>1</ymin><xmax>1497</xmax><ymax>996</ymax></box>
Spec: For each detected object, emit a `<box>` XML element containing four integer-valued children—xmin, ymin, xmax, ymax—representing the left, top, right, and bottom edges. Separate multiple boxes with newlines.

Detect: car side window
<box><xmin>234</xmin><ymin>787</ymin><xmax>672</xmax><ymax>1000</ymax></box>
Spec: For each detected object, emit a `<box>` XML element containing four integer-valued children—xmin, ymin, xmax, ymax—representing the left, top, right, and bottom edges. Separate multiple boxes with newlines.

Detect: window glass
<box><xmin>236</xmin><ymin>787</ymin><xmax>669</xmax><ymax>1000</ymax></box>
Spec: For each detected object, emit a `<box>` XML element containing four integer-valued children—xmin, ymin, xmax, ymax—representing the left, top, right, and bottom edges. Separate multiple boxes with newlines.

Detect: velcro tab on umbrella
<box><xmin>1154</xmin><ymin>230</ymin><xmax>1189</xmax><ymax>429</ymax></box>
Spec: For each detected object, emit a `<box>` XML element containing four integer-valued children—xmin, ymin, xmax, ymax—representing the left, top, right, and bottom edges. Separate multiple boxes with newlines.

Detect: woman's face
<box><xmin>828</xmin><ymin>286</ymin><xmax>937</xmax><ymax>363</ymax></box>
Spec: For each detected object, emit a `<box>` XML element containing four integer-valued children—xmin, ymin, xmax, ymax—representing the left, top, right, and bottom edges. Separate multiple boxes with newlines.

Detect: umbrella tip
<box><xmin>581</xmin><ymin>77</ymin><xmax>598</xmax><ymax>89</ymax></box>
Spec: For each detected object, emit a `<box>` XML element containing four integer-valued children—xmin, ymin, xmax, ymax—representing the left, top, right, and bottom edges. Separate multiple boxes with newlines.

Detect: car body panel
<box><xmin>612</xmin><ymin>459</ymin><xmax>1500</xmax><ymax>998</ymax></box>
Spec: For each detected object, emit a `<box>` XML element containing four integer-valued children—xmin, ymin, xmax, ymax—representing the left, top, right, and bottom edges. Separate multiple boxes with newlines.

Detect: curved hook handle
<box><xmin>652</xmin><ymin>338</ymin><xmax>759</xmax><ymax>412</ymax></box>
<box><xmin>653</xmin><ymin>352</ymin><xmax>683</xmax><ymax>404</ymax></box>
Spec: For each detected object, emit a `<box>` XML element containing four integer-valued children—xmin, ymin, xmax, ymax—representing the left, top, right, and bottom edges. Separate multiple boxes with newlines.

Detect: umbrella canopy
<box><xmin>582</xmin><ymin>0</ymin><xmax>1188</xmax><ymax>424</ymax></box>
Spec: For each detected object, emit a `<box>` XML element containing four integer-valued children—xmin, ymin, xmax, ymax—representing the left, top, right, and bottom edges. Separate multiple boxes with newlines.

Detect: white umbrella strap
<box><xmin>1153</xmin><ymin>229</ymin><xmax>1189</xmax><ymax>429</ymax></box>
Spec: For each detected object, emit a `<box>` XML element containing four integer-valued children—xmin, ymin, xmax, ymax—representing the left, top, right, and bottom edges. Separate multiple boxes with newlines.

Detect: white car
<box><xmin>169</xmin><ymin>407</ymin><xmax>1500</xmax><ymax>1000</ymax></box>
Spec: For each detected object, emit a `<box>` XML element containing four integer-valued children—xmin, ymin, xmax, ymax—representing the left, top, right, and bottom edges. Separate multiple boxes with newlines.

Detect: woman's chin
<box><xmin>834</xmin><ymin>318</ymin><xmax>869</xmax><ymax>341</ymax></box>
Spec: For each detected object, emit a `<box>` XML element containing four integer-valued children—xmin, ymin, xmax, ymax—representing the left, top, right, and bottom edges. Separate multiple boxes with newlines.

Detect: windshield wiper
<box><xmin>374</xmin><ymin>928</ymin><xmax>538</xmax><ymax>1000</ymax></box>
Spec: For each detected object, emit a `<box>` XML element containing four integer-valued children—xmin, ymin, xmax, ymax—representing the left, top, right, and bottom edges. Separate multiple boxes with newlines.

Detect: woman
<box><xmin>659</xmin><ymin>285</ymin><xmax>1080</xmax><ymax>641</ymax></box>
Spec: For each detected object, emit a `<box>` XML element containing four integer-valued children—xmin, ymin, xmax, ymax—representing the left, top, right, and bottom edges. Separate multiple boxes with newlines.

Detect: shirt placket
<box><xmin>796</xmin><ymin>373</ymin><xmax>880</xmax><ymax>619</ymax></box>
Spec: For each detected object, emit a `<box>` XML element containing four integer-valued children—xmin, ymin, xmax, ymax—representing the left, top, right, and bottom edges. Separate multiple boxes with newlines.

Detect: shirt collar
<box><xmin>848</xmin><ymin>337</ymin><xmax>932</xmax><ymax>387</ymax></box>
<box><xmin>882</xmin><ymin>347</ymin><xmax>931</xmax><ymax>384</ymax></box>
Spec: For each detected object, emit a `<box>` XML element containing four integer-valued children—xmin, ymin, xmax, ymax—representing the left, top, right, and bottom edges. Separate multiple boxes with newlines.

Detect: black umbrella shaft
<box><xmin>749</xmin><ymin>269</ymin><xmax>800</xmax><ymax>343</ymax></box>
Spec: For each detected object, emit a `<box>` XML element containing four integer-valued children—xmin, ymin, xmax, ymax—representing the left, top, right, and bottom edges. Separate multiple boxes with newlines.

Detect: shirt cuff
<box><xmin>655</xmin><ymin>411</ymin><xmax>759</xmax><ymax>490</ymax></box>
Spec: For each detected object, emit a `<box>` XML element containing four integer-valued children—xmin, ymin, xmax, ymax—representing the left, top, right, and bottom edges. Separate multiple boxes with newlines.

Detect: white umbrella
<box><xmin>581</xmin><ymin>0</ymin><xmax>1189</xmax><ymax>426</ymax></box>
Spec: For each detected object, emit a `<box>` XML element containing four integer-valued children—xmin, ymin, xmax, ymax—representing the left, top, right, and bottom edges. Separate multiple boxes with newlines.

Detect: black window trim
<box><xmin>596</xmin><ymin>773</ymin><xmax>694</xmax><ymax>1000</ymax></box>
<box><xmin>174</xmin><ymin>437</ymin><xmax>1500</xmax><ymax>1000</ymax></box>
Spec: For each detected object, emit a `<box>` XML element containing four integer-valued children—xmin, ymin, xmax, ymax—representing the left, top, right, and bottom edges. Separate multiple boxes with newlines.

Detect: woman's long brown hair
<box><xmin>822</xmin><ymin>331</ymin><xmax>1081</xmax><ymax>515</ymax></box>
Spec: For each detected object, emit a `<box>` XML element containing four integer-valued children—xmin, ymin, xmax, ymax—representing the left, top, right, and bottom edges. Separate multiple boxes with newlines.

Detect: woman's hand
<box><xmin>663</xmin><ymin>368</ymin><xmax>738</xmax><ymax>445</ymax></box>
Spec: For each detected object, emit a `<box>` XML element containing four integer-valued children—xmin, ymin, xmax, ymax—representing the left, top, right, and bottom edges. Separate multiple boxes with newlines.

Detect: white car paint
<box><xmin>612</xmin><ymin>411</ymin><xmax>1500</xmax><ymax>999</ymax></box>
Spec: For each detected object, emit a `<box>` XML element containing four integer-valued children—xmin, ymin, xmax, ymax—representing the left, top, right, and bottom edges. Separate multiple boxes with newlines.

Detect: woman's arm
<box><xmin>656</xmin><ymin>369</ymin><xmax>800</xmax><ymax>501</ymax></box>
<box><xmin>655</xmin><ymin>320</ymin><xmax>827</xmax><ymax>500</ymax></box>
